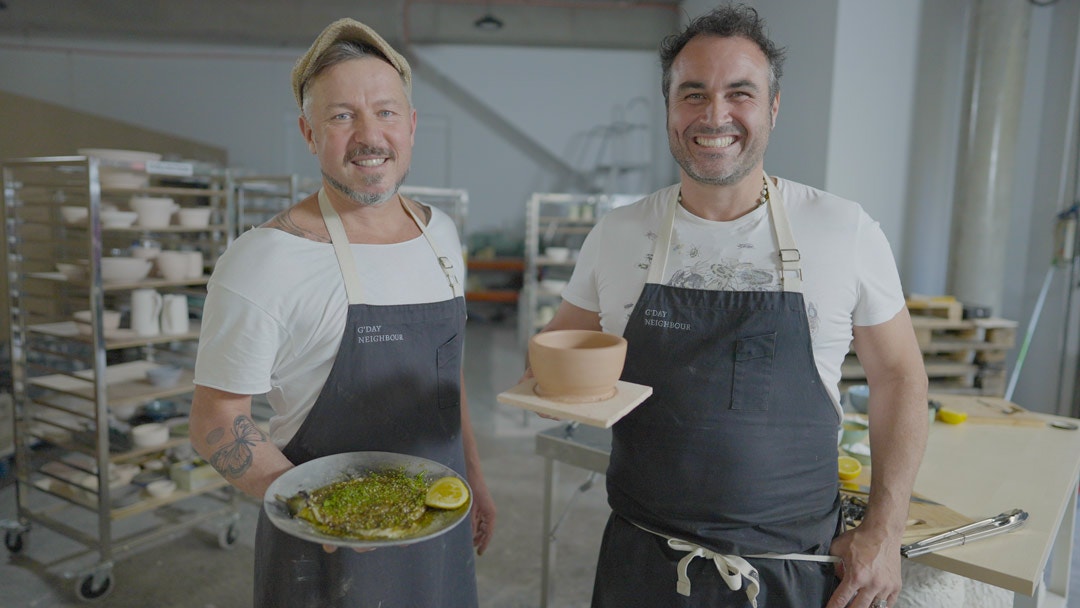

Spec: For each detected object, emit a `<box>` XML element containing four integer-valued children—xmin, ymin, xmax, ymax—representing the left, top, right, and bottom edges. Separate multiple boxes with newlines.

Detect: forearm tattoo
<box><xmin>206</xmin><ymin>415</ymin><xmax>269</xmax><ymax>479</ymax></box>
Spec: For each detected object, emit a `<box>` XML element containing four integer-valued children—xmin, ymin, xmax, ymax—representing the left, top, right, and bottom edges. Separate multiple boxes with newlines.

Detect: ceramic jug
<box><xmin>131</xmin><ymin>288</ymin><xmax>162</xmax><ymax>337</ymax></box>
<box><xmin>161</xmin><ymin>294</ymin><xmax>189</xmax><ymax>335</ymax></box>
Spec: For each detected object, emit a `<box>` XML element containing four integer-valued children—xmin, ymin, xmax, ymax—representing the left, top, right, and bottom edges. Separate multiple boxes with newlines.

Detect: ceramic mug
<box><xmin>131</xmin><ymin>288</ymin><xmax>162</xmax><ymax>337</ymax></box>
<box><xmin>161</xmin><ymin>294</ymin><xmax>189</xmax><ymax>335</ymax></box>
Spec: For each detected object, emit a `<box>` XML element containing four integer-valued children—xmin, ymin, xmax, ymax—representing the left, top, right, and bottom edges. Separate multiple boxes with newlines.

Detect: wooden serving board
<box><xmin>842</xmin><ymin>469</ymin><xmax>974</xmax><ymax>544</ymax></box>
<box><xmin>928</xmin><ymin>393</ymin><xmax>1045</xmax><ymax>427</ymax></box>
<box><xmin>497</xmin><ymin>379</ymin><xmax>652</xmax><ymax>428</ymax></box>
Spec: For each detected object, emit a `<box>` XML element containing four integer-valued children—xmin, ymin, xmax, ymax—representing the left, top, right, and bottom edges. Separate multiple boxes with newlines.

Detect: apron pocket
<box><xmin>731</xmin><ymin>332</ymin><xmax>775</xmax><ymax>411</ymax></box>
<box><xmin>436</xmin><ymin>333</ymin><xmax>463</xmax><ymax>410</ymax></box>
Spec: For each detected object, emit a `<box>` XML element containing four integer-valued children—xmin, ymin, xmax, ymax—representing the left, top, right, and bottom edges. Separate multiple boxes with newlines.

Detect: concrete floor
<box><xmin>1</xmin><ymin>318</ymin><xmax>1079</xmax><ymax>607</ymax></box>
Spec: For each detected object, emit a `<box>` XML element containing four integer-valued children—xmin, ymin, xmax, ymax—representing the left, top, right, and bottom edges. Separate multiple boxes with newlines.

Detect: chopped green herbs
<box><xmin>287</xmin><ymin>468</ymin><xmax>431</xmax><ymax>539</ymax></box>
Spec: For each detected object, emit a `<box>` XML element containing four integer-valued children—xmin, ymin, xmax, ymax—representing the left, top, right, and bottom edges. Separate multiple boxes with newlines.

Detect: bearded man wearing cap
<box><xmin>189</xmin><ymin>18</ymin><xmax>494</xmax><ymax>607</ymax></box>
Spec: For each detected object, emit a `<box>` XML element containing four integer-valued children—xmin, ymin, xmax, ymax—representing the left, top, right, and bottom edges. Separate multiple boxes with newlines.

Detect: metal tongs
<box><xmin>900</xmin><ymin>508</ymin><xmax>1028</xmax><ymax>558</ymax></box>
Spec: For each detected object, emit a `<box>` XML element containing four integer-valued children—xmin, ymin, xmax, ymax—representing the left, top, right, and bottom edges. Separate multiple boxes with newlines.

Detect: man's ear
<box><xmin>299</xmin><ymin>114</ymin><xmax>317</xmax><ymax>155</ymax></box>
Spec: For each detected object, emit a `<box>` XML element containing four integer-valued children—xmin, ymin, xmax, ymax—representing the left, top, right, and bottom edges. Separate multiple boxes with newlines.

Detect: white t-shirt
<box><xmin>561</xmin><ymin>178</ymin><xmax>905</xmax><ymax>413</ymax></box>
<box><xmin>193</xmin><ymin>206</ymin><xmax>465</xmax><ymax>447</ymax></box>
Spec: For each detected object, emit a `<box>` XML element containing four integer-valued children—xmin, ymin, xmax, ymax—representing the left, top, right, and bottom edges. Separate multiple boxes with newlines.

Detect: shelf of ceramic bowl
<box><xmin>28</xmin><ymin>361</ymin><xmax>195</xmax><ymax>411</ymax></box>
<box><xmin>96</xmin><ymin>275</ymin><xmax>210</xmax><ymax>291</ymax></box>
<box><xmin>110</xmin><ymin>476</ymin><xmax>232</xmax><ymax>519</ymax></box>
<box><xmin>103</xmin><ymin>223</ymin><xmax>228</xmax><ymax>234</ymax></box>
<box><xmin>99</xmin><ymin>185</ymin><xmax>228</xmax><ymax>197</ymax></box>
<box><xmin>26</xmin><ymin>321</ymin><xmax>203</xmax><ymax>350</ymax></box>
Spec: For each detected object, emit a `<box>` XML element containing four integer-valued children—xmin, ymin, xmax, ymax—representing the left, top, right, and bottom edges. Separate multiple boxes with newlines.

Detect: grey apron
<box><xmin>593</xmin><ymin>177</ymin><xmax>842</xmax><ymax>608</ymax></box>
<box><xmin>254</xmin><ymin>190</ymin><xmax>477</xmax><ymax>608</ymax></box>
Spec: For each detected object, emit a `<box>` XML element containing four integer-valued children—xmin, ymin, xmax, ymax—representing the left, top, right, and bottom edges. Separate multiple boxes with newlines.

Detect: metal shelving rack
<box><xmin>519</xmin><ymin>193</ymin><xmax>637</xmax><ymax>349</ymax></box>
<box><xmin>232</xmin><ymin>173</ymin><xmax>321</xmax><ymax>234</ymax></box>
<box><xmin>400</xmin><ymin>185</ymin><xmax>469</xmax><ymax>244</ymax></box>
<box><xmin>0</xmin><ymin>154</ymin><xmax>238</xmax><ymax>602</ymax></box>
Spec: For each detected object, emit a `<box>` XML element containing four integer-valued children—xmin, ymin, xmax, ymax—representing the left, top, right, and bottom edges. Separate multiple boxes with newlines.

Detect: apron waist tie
<box><xmin>631</xmin><ymin>520</ymin><xmax>841</xmax><ymax>607</ymax></box>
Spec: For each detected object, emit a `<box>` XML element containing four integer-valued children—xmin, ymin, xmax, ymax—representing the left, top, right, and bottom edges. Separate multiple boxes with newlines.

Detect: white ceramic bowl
<box><xmin>176</xmin><ymin>207</ymin><xmax>212</xmax><ymax>228</ymax></box>
<box><xmin>130</xmin><ymin>196</ymin><xmax>178</xmax><ymax>228</ymax></box>
<box><xmin>110</xmin><ymin>463</ymin><xmax>141</xmax><ymax>487</ymax></box>
<box><xmin>155</xmin><ymin>251</ymin><xmax>189</xmax><ymax>281</ymax></box>
<box><xmin>145</xmin><ymin>365</ymin><xmax>183</xmax><ymax>388</ymax></box>
<box><xmin>130</xmin><ymin>244</ymin><xmax>161</xmax><ymax>260</ymax></box>
<box><xmin>56</xmin><ymin>262</ymin><xmax>86</xmax><ymax>280</ymax></box>
<box><xmin>131</xmin><ymin>423</ymin><xmax>169</xmax><ymax>448</ymax></box>
<box><xmin>73</xmin><ymin>309</ymin><xmax>122</xmax><ymax>334</ymax></box>
<box><xmin>101</xmin><ymin>210</ymin><xmax>138</xmax><ymax>228</ymax></box>
<box><xmin>110</xmin><ymin>403</ymin><xmax>139</xmax><ymax>421</ymax></box>
<box><xmin>61</xmin><ymin>205</ymin><xmax>89</xmax><ymax>225</ymax></box>
<box><xmin>538</xmin><ymin>279</ymin><xmax>568</xmax><ymax>295</ymax></box>
<box><xmin>101</xmin><ymin>257</ymin><xmax>152</xmax><ymax>283</ymax></box>
<box><xmin>100</xmin><ymin>170</ymin><xmax>150</xmax><ymax>189</ymax></box>
<box><xmin>129</xmin><ymin>196</ymin><xmax>176</xmax><ymax>212</ymax></box>
<box><xmin>78</xmin><ymin>148</ymin><xmax>163</xmax><ymax>163</ymax></box>
<box><xmin>145</xmin><ymin>479</ymin><xmax>177</xmax><ymax>498</ymax></box>
<box><xmin>545</xmin><ymin>247</ymin><xmax>571</xmax><ymax>262</ymax></box>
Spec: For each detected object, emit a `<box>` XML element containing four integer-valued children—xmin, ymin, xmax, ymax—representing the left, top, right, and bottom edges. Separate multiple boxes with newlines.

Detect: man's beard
<box><xmin>324</xmin><ymin>144</ymin><xmax>408</xmax><ymax>206</ymax></box>
<box><xmin>669</xmin><ymin>125</ymin><xmax>768</xmax><ymax>187</ymax></box>
<box><xmin>323</xmin><ymin>170</ymin><xmax>408</xmax><ymax>206</ymax></box>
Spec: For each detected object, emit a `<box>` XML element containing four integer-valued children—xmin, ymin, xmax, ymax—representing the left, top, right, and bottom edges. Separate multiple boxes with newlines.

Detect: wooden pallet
<box><xmin>911</xmin><ymin>317</ymin><xmax>1017</xmax><ymax>351</ymax></box>
<box><xmin>840</xmin><ymin>311</ymin><xmax>1017</xmax><ymax>398</ymax></box>
<box><xmin>907</xmin><ymin>296</ymin><xmax>962</xmax><ymax>322</ymax></box>
<box><xmin>840</xmin><ymin>366</ymin><xmax>1006</xmax><ymax>397</ymax></box>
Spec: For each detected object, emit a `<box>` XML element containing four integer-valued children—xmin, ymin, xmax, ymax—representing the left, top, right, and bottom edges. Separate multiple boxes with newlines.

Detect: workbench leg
<box><xmin>540</xmin><ymin>457</ymin><xmax>558</xmax><ymax>608</ymax></box>
<box><xmin>1013</xmin><ymin>481</ymin><xmax>1076</xmax><ymax>607</ymax></box>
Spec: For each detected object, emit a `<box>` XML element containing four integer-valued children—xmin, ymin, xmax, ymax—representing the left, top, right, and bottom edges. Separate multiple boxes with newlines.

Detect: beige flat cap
<box><xmin>291</xmin><ymin>18</ymin><xmax>412</xmax><ymax>109</ymax></box>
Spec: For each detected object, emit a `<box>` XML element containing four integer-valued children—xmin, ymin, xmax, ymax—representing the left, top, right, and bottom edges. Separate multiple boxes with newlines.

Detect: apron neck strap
<box><xmin>317</xmin><ymin>189</ymin><xmax>462</xmax><ymax>305</ymax></box>
<box><xmin>319</xmin><ymin>189</ymin><xmax>365</xmax><ymax>305</ymax></box>
<box><xmin>648</xmin><ymin>173</ymin><xmax>802</xmax><ymax>292</ymax></box>
<box><xmin>646</xmin><ymin>187</ymin><xmax>682</xmax><ymax>285</ymax></box>
<box><xmin>764</xmin><ymin>175</ymin><xmax>802</xmax><ymax>292</ymax></box>
<box><xmin>400</xmin><ymin>195</ymin><xmax>462</xmax><ymax>299</ymax></box>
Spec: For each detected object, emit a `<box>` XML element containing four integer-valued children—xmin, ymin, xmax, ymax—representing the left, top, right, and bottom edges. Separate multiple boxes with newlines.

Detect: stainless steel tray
<box><xmin>263</xmin><ymin>451</ymin><xmax>471</xmax><ymax>549</ymax></box>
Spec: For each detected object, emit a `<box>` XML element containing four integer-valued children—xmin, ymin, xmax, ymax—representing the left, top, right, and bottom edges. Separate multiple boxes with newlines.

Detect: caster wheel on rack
<box><xmin>4</xmin><ymin>529</ymin><xmax>26</xmax><ymax>554</ymax></box>
<box><xmin>218</xmin><ymin>522</ymin><xmax>239</xmax><ymax>550</ymax></box>
<box><xmin>75</xmin><ymin>572</ymin><xmax>113</xmax><ymax>602</ymax></box>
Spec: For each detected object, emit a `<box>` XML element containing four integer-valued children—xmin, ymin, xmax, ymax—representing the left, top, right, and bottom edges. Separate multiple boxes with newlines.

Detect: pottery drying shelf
<box><xmin>497</xmin><ymin>379</ymin><xmax>652</xmax><ymax>428</ymax></box>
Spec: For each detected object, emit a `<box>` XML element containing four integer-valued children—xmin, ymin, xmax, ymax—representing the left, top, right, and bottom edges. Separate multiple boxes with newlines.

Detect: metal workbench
<box><xmin>534</xmin><ymin>423</ymin><xmax>610</xmax><ymax>608</ymax></box>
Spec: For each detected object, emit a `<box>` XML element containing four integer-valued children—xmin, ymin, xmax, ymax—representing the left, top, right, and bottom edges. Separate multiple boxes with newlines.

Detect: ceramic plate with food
<box><xmin>263</xmin><ymin>451</ymin><xmax>471</xmax><ymax>549</ymax></box>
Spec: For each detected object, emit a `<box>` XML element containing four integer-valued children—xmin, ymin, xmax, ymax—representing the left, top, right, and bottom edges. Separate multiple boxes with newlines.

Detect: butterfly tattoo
<box><xmin>209</xmin><ymin>416</ymin><xmax>267</xmax><ymax>479</ymax></box>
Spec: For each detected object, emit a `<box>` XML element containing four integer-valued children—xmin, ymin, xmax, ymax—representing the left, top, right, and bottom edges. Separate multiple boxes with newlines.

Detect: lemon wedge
<box><xmin>425</xmin><ymin>476</ymin><xmax>470</xmax><ymax>510</ymax></box>
<box><xmin>936</xmin><ymin>408</ymin><xmax>968</xmax><ymax>424</ymax></box>
<box><xmin>838</xmin><ymin>456</ymin><xmax>862</xmax><ymax>481</ymax></box>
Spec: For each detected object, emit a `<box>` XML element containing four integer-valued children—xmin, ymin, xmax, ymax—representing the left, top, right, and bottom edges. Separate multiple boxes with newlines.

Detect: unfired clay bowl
<box><xmin>528</xmin><ymin>330</ymin><xmax>627</xmax><ymax>402</ymax></box>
